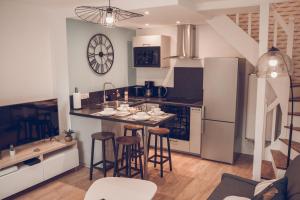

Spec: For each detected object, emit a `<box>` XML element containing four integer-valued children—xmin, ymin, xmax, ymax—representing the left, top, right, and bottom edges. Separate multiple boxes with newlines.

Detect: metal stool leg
<box><xmin>147</xmin><ymin>133</ymin><xmax>151</xmax><ymax>156</ymax></box>
<box><xmin>114</xmin><ymin>143</ymin><xmax>119</xmax><ymax>177</ymax></box>
<box><xmin>121</xmin><ymin>128</ymin><xmax>127</xmax><ymax>167</ymax></box>
<box><xmin>102</xmin><ymin>140</ymin><xmax>107</xmax><ymax>177</ymax></box>
<box><xmin>125</xmin><ymin>145</ymin><xmax>130</xmax><ymax>177</ymax></box>
<box><xmin>89</xmin><ymin>138</ymin><xmax>95</xmax><ymax>180</ymax></box>
<box><xmin>138</xmin><ymin>143</ymin><xmax>144</xmax><ymax>179</ymax></box>
<box><xmin>128</xmin><ymin>145</ymin><xmax>132</xmax><ymax>178</ymax></box>
<box><xmin>167</xmin><ymin>134</ymin><xmax>172</xmax><ymax>171</ymax></box>
<box><xmin>160</xmin><ymin>136</ymin><xmax>164</xmax><ymax>177</ymax></box>
<box><xmin>154</xmin><ymin>135</ymin><xmax>158</xmax><ymax>168</ymax></box>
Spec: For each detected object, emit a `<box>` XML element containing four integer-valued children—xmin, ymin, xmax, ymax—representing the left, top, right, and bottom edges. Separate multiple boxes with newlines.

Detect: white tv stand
<box><xmin>0</xmin><ymin>137</ymin><xmax>79</xmax><ymax>199</ymax></box>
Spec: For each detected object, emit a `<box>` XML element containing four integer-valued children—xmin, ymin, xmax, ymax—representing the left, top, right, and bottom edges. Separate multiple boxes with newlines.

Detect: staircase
<box><xmin>206</xmin><ymin>0</ymin><xmax>299</xmax><ymax>180</ymax></box>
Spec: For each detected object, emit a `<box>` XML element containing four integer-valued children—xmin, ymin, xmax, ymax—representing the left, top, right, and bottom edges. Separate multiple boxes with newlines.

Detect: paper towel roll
<box><xmin>73</xmin><ymin>93</ymin><xmax>81</xmax><ymax>109</ymax></box>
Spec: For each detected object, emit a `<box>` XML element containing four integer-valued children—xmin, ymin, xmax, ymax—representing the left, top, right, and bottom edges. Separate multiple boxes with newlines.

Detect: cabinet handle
<box><xmin>201</xmin><ymin>106</ymin><xmax>204</xmax><ymax>134</ymax></box>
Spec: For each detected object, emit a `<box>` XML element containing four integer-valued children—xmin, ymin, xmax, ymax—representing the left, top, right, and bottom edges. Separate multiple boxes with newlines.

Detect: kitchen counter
<box><xmin>69</xmin><ymin>102</ymin><xmax>176</xmax><ymax>127</ymax></box>
<box><xmin>69</xmin><ymin>96</ymin><xmax>201</xmax><ymax>125</ymax></box>
<box><xmin>128</xmin><ymin>96</ymin><xmax>203</xmax><ymax>108</ymax></box>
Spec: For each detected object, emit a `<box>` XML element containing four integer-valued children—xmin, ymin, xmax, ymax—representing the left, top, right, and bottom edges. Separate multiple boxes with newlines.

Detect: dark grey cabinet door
<box><xmin>201</xmin><ymin>119</ymin><xmax>235</xmax><ymax>164</ymax></box>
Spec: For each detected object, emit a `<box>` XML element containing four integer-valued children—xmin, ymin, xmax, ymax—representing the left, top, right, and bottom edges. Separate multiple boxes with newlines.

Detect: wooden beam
<box><xmin>253</xmin><ymin>0</ymin><xmax>270</xmax><ymax>181</ymax></box>
<box><xmin>286</xmin><ymin>16</ymin><xmax>295</xmax><ymax>58</ymax></box>
<box><xmin>248</xmin><ymin>13</ymin><xmax>252</xmax><ymax>36</ymax></box>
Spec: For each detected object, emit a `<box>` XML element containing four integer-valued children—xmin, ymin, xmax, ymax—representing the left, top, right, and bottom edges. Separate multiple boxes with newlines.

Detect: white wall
<box><xmin>66</xmin><ymin>19</ymin><xmax>135</xmax><ymax>165</ymax></box>
<box><xmin>135</xmin><ymin>24</ymin><xmax>241</xmax><ymax>87</ymax></box>
<box><xmin>0</xmin><ymin>1</ymin><xmax>54</xmax><ymax>106</ymax></box>
<box><xmin>67</xmin><ymin>19</ymin><xmax>136</xmax><ymax>94</ymax></box>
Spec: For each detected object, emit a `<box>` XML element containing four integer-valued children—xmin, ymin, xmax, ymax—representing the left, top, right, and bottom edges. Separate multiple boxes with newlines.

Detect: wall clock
<box><xmin>87</xmin><ymin>33</ymin><xmax>114</xmax><ymax>75</ymax></box>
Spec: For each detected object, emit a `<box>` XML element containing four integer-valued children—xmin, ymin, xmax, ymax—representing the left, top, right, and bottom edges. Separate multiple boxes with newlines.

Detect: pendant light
<box><xmin>75</xmin><ymin>0</ymin><xmax>143</xmax><ymax>28</ymax></box>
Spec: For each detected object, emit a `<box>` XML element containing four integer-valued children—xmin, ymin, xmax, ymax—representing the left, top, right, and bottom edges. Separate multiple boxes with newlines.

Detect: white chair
<box><xmin>84</xmin><ymin>177</ymin><xmax>157</xmax><ymax>200</ymax></box>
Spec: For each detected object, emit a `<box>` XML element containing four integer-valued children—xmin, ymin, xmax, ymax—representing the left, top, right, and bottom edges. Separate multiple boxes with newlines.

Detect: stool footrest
<box><xmin>148</xmin><ymin>155</ymin><xmax>170</xmax><ymax>164</ymax></box>
<box><xmin>116</xmin><ymin>166</ymin><xmax>142</xmax><ymax>178</ymax></box>
<box><xmin>93</xmin><ymin>160</ymin><xmax>114</xmax><ymax>171</ymax></box>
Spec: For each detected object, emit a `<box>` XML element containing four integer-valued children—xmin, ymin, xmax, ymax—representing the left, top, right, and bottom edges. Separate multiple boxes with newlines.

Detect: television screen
<box><xmin>0</xmin><ymin>99</ymin><xmax>59</xmax><ymax>150</ymax></box>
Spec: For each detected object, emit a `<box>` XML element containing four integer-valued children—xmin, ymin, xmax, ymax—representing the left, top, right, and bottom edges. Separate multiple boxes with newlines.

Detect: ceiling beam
<box><xmin>195</xmin><ymin>0</ymin><xmax>288</xmax><ymax>12</ymax></box>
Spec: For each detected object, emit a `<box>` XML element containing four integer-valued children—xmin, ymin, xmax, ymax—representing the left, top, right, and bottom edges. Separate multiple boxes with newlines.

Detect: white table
<box><xmin>84</xmin><ymin>177</ymin><xmax>157</xmax><ymax>200</ymax></box>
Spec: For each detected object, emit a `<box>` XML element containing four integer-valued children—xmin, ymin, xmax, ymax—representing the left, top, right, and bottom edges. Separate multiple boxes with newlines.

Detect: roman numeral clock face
<box><xmin>87</xmin><ymin>34</ymin><xmax>114</xmax><ymax>75</ymax></box>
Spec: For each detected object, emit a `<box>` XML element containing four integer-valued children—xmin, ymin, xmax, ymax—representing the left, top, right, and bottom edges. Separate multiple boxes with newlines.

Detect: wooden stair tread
<box><xmin>284</xmin><ymin>125</ymin><xmax>300</xmax><ymax>131</ymax></box>
<box><xmin>271</xmin><ymin>150</ymin><xmax>289</xmax><ymax>170</ymax></box>
<box><xmin>261</xmin><ymin>160</ymin><xmax>276</xmax><ymax>180</ymax></box>
<box><xmin>279</xmin><ymin>138</ymin><xmax>300</xmax><ymax>153</ymax></box>
<box><xmin>289</xmin><ymin>97</ymin><xmax>300</xmax><ymax>102</ymax></box>
<box><xmin>288</xmin><ymin>112</ymin><xmax>300</xmax><ymax>116</ymax></box>
<box><xmin>292</xmin><ymin>83</ymin><xmax>300</xmax><ymax>88</ymax></box>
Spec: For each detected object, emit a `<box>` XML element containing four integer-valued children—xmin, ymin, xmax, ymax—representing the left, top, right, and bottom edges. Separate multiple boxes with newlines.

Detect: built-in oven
<box><xmin>133</xmin><ymin>46</ymin><xmax>160</xmax><ymax>67</ymax></box>
<box><xmin>159</xmin><ymin>104</ymin><xmax>190</xmax><ymax>141</ymax></box>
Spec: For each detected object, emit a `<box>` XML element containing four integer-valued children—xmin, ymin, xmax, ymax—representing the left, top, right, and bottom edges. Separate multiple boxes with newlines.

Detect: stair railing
<box><xmin>272</xmin><ymin>9</ymin><xmax>295</xmax><ymax>58</ymax></box>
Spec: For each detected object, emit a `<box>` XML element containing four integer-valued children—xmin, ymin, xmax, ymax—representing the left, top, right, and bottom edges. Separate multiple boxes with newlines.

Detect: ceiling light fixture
<box><xmin>75</xmin><ymin>0</ymin><xmax>143</xmax><ymax>28</ymax></box>
<box><xmin>176</xmin><ymin>21</ymin><xmax>181</xmax><ymax>24</ymax></box>
<box><xmin>145</xmin><ymin>23</ymin><xmax>149</xmax><ymax>26</ymax></box>
<box><xmin>144</xmin><ymin>11</ymin><xmax>150</xmax><ymax>15</ymax></box>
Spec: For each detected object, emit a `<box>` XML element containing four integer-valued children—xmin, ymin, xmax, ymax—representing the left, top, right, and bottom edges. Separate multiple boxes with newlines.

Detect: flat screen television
<box><xmin>0</xmin><ymin>99</ymin><xmax>59</xmax><ymax>151</ymax></box>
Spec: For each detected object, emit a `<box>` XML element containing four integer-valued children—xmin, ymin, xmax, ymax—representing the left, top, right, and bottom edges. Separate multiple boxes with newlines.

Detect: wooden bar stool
<box><xmin>90</xmin><ymin>132</ymin><xmax>116</xmax><ymax>180</ymax></box>
<box><xmin>122</xmin><ymin>124</ymin><xmax>144</xmax><ymax>168</ymax></box>
<box><xmin>147</xmin><ymin>128</ymin><xmax>172</xmax><ymax>177</ymax></box>
<box><xmin>123</xmin><ymin>124</ymin><xmax>144</xmax><ymax>147</ymax></box>
<box><xmin>114</xmin><ymin>136</ymin><xmax>143</xmax><ymax>179</ymax></box>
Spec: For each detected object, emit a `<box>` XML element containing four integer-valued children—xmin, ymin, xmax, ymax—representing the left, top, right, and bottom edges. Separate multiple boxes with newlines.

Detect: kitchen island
<box><xmin>70</xmin><ymin>101</ymin><xmax>176</xmax><ymax>179</ymax></box>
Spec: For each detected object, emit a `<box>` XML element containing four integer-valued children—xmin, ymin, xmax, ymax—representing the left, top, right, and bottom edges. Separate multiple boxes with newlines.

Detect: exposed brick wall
<box><xmin>228</xmin><ymin>0</ymin><xmax>300</xmax><ymax>80</ymax></box>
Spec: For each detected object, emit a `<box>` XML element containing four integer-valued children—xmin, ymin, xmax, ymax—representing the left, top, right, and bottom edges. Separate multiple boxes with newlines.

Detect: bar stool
<box><xmin>147</xmin><ymin>128</ymin><xmax>172</xmax><ymax>177</ymax></box>
<box><xmin>90</xmin><ymin>132</ymin><xmax>116</xmax><ymax>180</ymax></box>
<box><xmin>122</xmin><ymin>124</ymin><xmax>144</xmax><ymax>167</ymax></box>
<box><xmin>114</xmin><ymin>136</ymin><xmax>143</xmax><ymax>179</ymax></box>
<box><xmin>123</xmin><ymin>124</ymin><xmax>144</xmax><ymax>147</ymax></box>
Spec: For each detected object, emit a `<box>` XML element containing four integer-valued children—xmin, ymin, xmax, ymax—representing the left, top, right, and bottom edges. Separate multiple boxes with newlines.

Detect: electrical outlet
<box><xmin>81</xmin><ymin>93</ymin><xmax>89</xmax><ymax>99</ymax></box>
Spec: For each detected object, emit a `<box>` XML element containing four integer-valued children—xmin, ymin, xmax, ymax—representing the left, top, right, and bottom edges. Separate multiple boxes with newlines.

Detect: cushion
<box><xmin>223</xmin><ymin>196</ymin><xmax>251</xmax><ymax>200</ymax></box>
<box><xmin>285</xmin><ymin>155</ymin><xmax>300</xmax><ymax>200</ymax></box>
<box><xmin>253</xmin><ymin>177</ymin><xmax>287</xmax><ymax>200</ymax></box>
<box><xmin>254</xmin><ymin>179</ymin><xmax>277</xmax><ymax>195</ymax></box>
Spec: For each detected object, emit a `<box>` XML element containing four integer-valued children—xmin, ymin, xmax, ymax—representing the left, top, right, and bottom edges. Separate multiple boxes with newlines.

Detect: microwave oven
<box><xmin>133</xmin><ymin>46</ymin><xmax>161</xmax><ymax>67</ymax></box>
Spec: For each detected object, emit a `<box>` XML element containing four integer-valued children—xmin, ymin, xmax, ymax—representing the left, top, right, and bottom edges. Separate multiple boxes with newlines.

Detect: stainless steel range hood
<box><xmin>166</xmin><ymin>24</ymin><xmax>198</xmax><ymax>59</ymax></box>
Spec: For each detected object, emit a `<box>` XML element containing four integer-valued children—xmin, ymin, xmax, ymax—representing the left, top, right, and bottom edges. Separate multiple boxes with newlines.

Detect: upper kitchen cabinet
<box><xmin>133</xmin><ymin>35</ymin><xmax>171</xmax><ymax>68</ymax></box>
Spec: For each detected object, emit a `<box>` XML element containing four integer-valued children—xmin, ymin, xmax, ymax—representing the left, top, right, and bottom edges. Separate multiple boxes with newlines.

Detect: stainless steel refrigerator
<box><xmin>201</xmin><ymin>57</ymin><xmax>246</xmax><ymax>164</ymax></box>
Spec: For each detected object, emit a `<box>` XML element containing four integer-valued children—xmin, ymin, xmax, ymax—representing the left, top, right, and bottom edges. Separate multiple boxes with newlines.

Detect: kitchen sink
<box><xmin>96</xmin><ymin>99</ymin><xmax>143</xmax><ymax>108</ymax></box>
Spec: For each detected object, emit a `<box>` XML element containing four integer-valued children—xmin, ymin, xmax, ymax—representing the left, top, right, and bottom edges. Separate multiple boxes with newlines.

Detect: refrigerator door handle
<box><xmin>202</xmin><ymin>106</ymin><xmax>205</xmax><ymax>134</ymax></box>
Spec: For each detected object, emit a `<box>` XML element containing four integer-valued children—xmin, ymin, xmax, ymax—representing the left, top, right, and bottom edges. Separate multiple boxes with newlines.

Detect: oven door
<box><xmin>159</xmin><ymin>105</ymin><xmax>190</xmax><ymax>141</ymax></box>
<box><xmin>134</xmin><ymin>46</ymin><xmax>160</xmax><ymax>67</ymax></box>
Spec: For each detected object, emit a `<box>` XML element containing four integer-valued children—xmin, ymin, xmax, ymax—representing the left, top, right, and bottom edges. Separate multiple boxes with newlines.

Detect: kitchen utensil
<box><xmin>144</xmin><ymin>81</ymin><xmax>154</xmax><ymax>97</ymax></box>
<box><xmin>157</xmin><ymin>86</ymin><xmax>168</xmax><ymax>98</ymax></box>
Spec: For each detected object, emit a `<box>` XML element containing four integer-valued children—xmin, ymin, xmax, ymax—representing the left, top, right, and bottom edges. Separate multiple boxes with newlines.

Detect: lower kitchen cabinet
<box><xmin>189</xmin><ymin>107</ymin><xmax>202</xmax><ymax>155</ymax></box>
<box><xmin>150</xmin><ymin>105</ymin><xmax>202</xmax><ymax>155</ymax></box>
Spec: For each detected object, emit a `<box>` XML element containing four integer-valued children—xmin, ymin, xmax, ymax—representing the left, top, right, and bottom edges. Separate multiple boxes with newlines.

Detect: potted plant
<box><xmin>64</xmin><ymin>129</ymin><xmax>76</xmax><ymax>142</ymax></box>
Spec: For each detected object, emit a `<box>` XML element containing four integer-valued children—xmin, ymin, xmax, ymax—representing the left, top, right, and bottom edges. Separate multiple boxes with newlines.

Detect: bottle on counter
<box><xmin>9</xmin><ymin>145</ymin><xmax>15</xmax><ymax>157</ymax></box>
<box><xmin>124</xmin><ymin>89</ymin><xmax>129</xmax><ymax>102</ymax></box>
<box><xmin>73</xmin><ymin>87</ymin><xmax>82</xmax><ymax>110</ymax></box>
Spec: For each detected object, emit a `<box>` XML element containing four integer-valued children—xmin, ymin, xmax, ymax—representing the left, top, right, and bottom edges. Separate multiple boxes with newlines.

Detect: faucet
<box><xmin>103</xmin><ymin>82</ymin><xmax>115</xmax><ymax>104</ymax></box>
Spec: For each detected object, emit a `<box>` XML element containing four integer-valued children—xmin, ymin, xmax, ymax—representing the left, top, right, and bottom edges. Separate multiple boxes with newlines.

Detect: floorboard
<box><xmin>10</xmin><ymin>151</ymin><xmax>253</xmax><ymax>200</ymax></box>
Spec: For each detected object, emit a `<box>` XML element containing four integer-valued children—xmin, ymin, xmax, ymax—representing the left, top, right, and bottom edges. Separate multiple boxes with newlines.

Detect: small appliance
<box><xmin>132</xmin><ymin>86</ymin><xmax>144</xmax><ymax>97</ymax></box>
<box><xmin>134</xmin><ymin>47</ymin><xmax>161</xmax><ymax>67</ymax></box>
<box><xmin>157</xmin><ymin>86</ymin><xmax>168</xmax><ymax>98</ymax></box>
<box><xmin>144</xmin><ymin>81</ymin><xmax>154</xmax><ymax>97</ymax></box>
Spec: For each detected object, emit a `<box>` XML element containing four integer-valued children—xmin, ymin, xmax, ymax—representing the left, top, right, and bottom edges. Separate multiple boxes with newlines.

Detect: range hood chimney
<box><xmin>167</xmin><ymin>24</ymin><xmax>198</xmax><ymax>59</ymax></box>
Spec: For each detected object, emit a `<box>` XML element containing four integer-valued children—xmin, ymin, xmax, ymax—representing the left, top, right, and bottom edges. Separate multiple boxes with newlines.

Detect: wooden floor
<box><xmin>11</xmin><ymin>151</ymin><xmax>253</xmax><ymax>200</ymax></box>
